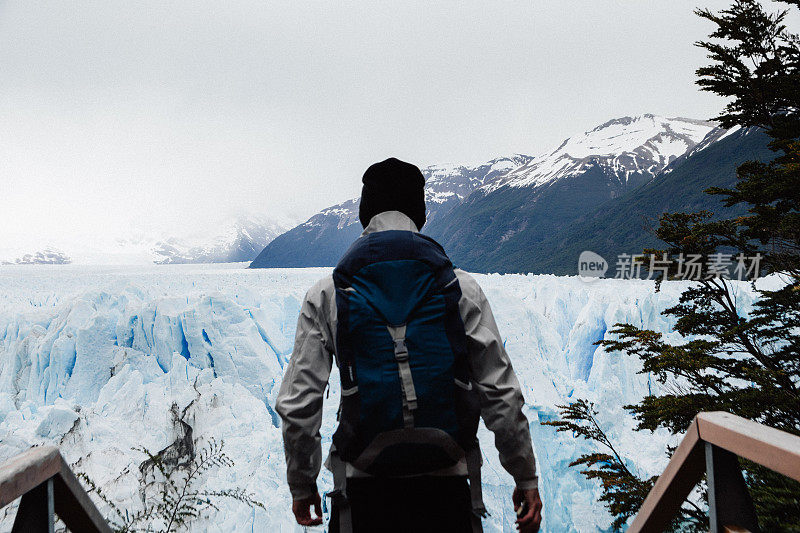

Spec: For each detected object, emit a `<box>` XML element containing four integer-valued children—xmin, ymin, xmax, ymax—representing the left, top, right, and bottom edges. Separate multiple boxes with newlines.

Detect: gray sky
<box><xmin>1</xmin><ymin>0</ymin><xmax>741</xmax><ymax>252</ymax></box>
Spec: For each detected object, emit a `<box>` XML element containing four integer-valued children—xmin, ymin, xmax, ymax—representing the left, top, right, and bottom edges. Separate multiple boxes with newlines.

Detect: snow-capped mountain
<box><xmin>525</xmin><ymin>125</ymin><xmax>770</xmax><ymax>275</ymax></box>
<box><xmin>249</xmin><ymin>155</ymin><xmax>533</xmax><ymax>268</ymax></box>
<box><xmin>149</xmin><ymin>215</ymin><xmax>294</xmax><ymax>264</ymax></box>
<box><xmin>486</xmin><ymin>115</ymin><xmax>714</xmax><ymax>191</ymax></box>
<box><xmin>423</xmin><ymin>115</ymin><xmax>717</xmax><ymax>272</ymax></box>
<box><xmin>1</xmin><ymin>247</ymin><xmax>72</xmax><ymax>265</ymax></box>
<box><xmin>251</xmin><ymin>115</ymin><xmax>717</xmax><ymax>271</ymax></box>
<box><xmin>664</xmin><ymin>124</ymin><xmax>745</xmax><ymax>168</ymax></box>
<box><xmin>318</xmin><ymin>155</ymin><xmax>533</xmax><ymax>226</ymax></box>
<box><xmin>423</xmin><ymin>154</ymin><xmax>533</xmax><ymax>209</ymax></box>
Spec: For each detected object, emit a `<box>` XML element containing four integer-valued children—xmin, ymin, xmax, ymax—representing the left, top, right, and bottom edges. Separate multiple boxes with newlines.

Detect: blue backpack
<box><xmin>331</xmin><ymin>230</ymin><xmax>481</xmax><ymax>477</ymax></box>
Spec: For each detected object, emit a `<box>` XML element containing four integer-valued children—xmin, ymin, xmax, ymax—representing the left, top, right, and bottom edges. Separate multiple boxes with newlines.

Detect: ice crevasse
<box><xmin>0</xmin><ymin>264</ymin><xmax>768</xmax><ymax>532</ymax></box>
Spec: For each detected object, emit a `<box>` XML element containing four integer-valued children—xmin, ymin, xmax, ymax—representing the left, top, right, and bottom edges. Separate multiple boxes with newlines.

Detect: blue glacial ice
<box><xmin>0</xmin><ymin>264</ymin><xmax>769</xmax><ymax>532</ymax></box>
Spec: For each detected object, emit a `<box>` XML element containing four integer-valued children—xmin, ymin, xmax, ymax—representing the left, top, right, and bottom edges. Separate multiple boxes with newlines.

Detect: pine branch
<box><xmin>543</xmin><ymin>400</ymin><xmax>706</xmax><ymax>530</ymax></box>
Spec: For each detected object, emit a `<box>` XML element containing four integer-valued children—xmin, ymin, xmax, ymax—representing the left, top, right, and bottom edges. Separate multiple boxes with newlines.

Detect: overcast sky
<box><xmin>1</xmin><ymin>0</ymin><xmax>746</xmax><ymax>253</ymax></box>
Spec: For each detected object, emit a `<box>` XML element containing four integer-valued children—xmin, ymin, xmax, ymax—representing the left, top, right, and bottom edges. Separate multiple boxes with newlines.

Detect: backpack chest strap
<box><xmin>387</xmin><ymin>324</ymin><xmax>417</xmax><ymax>428</ymax></box>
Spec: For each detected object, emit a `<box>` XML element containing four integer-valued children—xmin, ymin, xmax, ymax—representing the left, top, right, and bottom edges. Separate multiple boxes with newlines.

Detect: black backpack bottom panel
<box><xmin>350</xmin><ymin>427</ymin><xmax>466</xmax><ymax>477</ymax></box>
<box><xmin>329</xmin><ymin>475</ymin><xmax>472</xmax><ymax>533</ymax></box>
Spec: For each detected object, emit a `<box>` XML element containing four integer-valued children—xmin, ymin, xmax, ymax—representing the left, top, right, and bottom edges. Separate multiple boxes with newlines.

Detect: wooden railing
<box><xmin>629</xmin><ymin>411</ymin><xmax>800</xmax><ymax>533</ymax></box>
<box><xmin>0</xmin><ymin>446</ymin><xmax>111</xmax><ymax>533</ymax></box>
<box><xmin>2</xmin><ymin>414</ymin><xmax>796</xmax><ymax>532</ymax></box>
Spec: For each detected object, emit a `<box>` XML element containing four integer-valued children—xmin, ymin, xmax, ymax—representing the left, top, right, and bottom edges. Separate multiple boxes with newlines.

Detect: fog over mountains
<box><xmin>2</xmin><ymin>214</ymin><xmax>295</xmax><ymax>266</ymax></box>
<box><xmin>149</xmin><ymin>215</ymin><xmax>294</xmax><ymax>265</ymax></box>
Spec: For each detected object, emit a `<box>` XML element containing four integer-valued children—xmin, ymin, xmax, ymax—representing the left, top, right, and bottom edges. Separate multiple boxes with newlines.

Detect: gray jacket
<box><xmin>275</xmin><ymin>211</ymin><xmax>538</xmax><ymax>500</ymax></box>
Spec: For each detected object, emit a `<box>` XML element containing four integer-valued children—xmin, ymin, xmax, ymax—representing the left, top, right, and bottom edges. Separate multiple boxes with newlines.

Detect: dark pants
<box><xmin>329</xmin><ymin>475</ymin><xmax>473</xmax><ymax>533</ymax></box>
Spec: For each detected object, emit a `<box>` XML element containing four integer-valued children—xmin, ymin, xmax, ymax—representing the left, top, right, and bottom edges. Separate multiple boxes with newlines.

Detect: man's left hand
<box><xmin>292</xmin><ymin>492</ymin><xmax>323</xmax><ymax>526</ymax></box>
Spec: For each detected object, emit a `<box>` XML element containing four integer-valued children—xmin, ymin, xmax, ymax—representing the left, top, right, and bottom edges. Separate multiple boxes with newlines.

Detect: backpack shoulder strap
<box><xmin>327</xmin><ymin>447</ymin><xmax>353</xmax><ymax>533</ymax></box>
<box><xmin>466</xmin><ymin>443</ymin><xmax>488</xmax><ymax>532</ymax></box>
<box><xmin>386</xmin><ymin>324</ymin><xmax>417</xmax><ymax>428</ymax></box>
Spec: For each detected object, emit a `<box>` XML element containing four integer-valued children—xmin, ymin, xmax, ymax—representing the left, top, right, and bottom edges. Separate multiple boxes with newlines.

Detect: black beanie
<box><xmin>358</xmin><ymin>157</ymin><xmax>426</xmax><ymax>230</ymax></box>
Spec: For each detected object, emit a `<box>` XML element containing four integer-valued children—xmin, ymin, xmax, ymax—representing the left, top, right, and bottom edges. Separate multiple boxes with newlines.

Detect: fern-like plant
<box><xmin>79</xmin><ymin>438</ymin><xmax>264</xmax><ymax>532</ymax></box>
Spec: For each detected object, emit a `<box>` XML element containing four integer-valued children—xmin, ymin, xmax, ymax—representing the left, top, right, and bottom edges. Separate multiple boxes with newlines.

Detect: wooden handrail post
<box><xmin>705</xmin><ymin>443</ymin><xmax>759</xmax><ymax>533</ymax></box>
<box><xmin>627</xmin><ymin>420</ymin><xmax>705</xmax><ymax>533</ymax></box>
<box><xmin>11</xmin><ymin>478</ymin><xmax>54</xmax><ymax>533</ymax></box>
<box><xmin>628</xmin><ymin>412</ymin><xmax>800</xmax><ymax>532</ymax></box>
<box><xmin>0</xmin><ymin>447</ymin><xmax>111</xmax><ymax>533</ymax></box>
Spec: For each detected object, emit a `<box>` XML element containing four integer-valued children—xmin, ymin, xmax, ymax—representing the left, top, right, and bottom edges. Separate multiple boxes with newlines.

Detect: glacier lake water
<box><xmin>0</xmin><ymin>264</ymin><xmax>768</xmax><ymax>531</ymax></box>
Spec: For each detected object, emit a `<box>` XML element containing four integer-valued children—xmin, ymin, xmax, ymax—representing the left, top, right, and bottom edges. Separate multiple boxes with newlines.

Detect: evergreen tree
<box><xmin>546</xmin><ymin>1</ymin><xmax>800</xmax><ymax>530</ymax></box>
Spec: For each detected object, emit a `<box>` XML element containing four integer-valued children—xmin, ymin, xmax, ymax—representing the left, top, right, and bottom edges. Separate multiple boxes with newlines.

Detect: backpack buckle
<box><xmin>393</xmin><ymin>338</ymin><xmax>408</xmax><ymax>361</ymax></box>
<box><xmin>327</xmin><ymin>488</ymin><xmax>349</xmax><ymax>505</ymax></box>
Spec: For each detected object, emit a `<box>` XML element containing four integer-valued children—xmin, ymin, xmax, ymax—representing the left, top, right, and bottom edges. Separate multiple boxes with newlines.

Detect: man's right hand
<box><xmin>512</xmin><ymin>487</ymin><xmax>542</xmax><ymax>532</ymax></box>
<box><xmin>292</xmin><ymin>493</ymin><xmax>323</xmax><ymax>526</ymax></box>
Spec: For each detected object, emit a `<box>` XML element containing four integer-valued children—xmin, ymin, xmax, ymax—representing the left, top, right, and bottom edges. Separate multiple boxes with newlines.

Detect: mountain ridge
<box><xmin>248</xmin><ymin>155</ymin><xmax>534</xmax><ymax>268</ymax></box>
<box><xmin>251</xmin><ymin>114</ymin><xmax>718</xmax><ymax>271</ymax></box>
<box><xmin>519</xmin><ymin>126</ymin><xmax>771</xmax><ymax>275</ymax></box>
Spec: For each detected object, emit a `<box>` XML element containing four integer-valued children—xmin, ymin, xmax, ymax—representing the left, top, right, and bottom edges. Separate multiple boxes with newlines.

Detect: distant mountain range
<box><xmin>249</xmin><ymin>155</ymin><xmax>533</xmax><ymax>268</ymax></box>
<box><xmin>251</xmin><ymin>114</ymin><xmax>771</xmax><ymax>274</ymax></box>
<box><xmin>2</xmin><ymin>215</ymin><xmax>294</xmax><ymax>265</ymax></box>
<box><xmin>527</xmin><ymin>126</ymin><xmax>771</xmax><ymax>274</ymax></box>
<box><xmin>149</xmin><ymin>215</ymin><xmax>292</xmax><ymax>264</ymax></box>
<box><xmin>1</xmin><ymin>248</ymin><xmax>72</xmax><ymax>265</ymax></box>
<box><xmin>8</xmin><ymin>114</ymin><xmax>771</xmax><ymax>271</ymax></box>
<box><xmin>423</xmin><ymin>115</ymin><xmax>715</xmax><ymax>272</ymax></box>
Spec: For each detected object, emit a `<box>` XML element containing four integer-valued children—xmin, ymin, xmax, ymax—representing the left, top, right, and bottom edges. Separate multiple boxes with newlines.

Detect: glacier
<box><xmin>0</xmin><ymin>264</ymin><xmax>769</xmax><ymax>532</ymax></box>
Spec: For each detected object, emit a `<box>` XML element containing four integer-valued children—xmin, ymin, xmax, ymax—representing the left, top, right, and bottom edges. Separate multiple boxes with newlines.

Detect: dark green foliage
<box><xmin>695</xmin><ymin>0</ymin><xmax>800</xmax><ymax>273</ymax></box>
<box><xmin>549</xmin><ymin>0</ymin><xmax>800</xmax><ymax>530</ymax></box>
<box><xmin>695</xmin><ymin>1</ymin><xmax>800</xmax><ymax>141</ymax></box>
<box><xmin>747</xmin><ymin>462</ymin><xmax>800</xmax><ymax>532</ymax></box>
<box><xmin>79</xmin><ymin>438</ymin><xmax>263</xmax><ymax>533</ymax></box>
<box><xmin>603</xmin><ymin>275</ymin><xmax>800</xmax><ymax>431</ymax></box>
